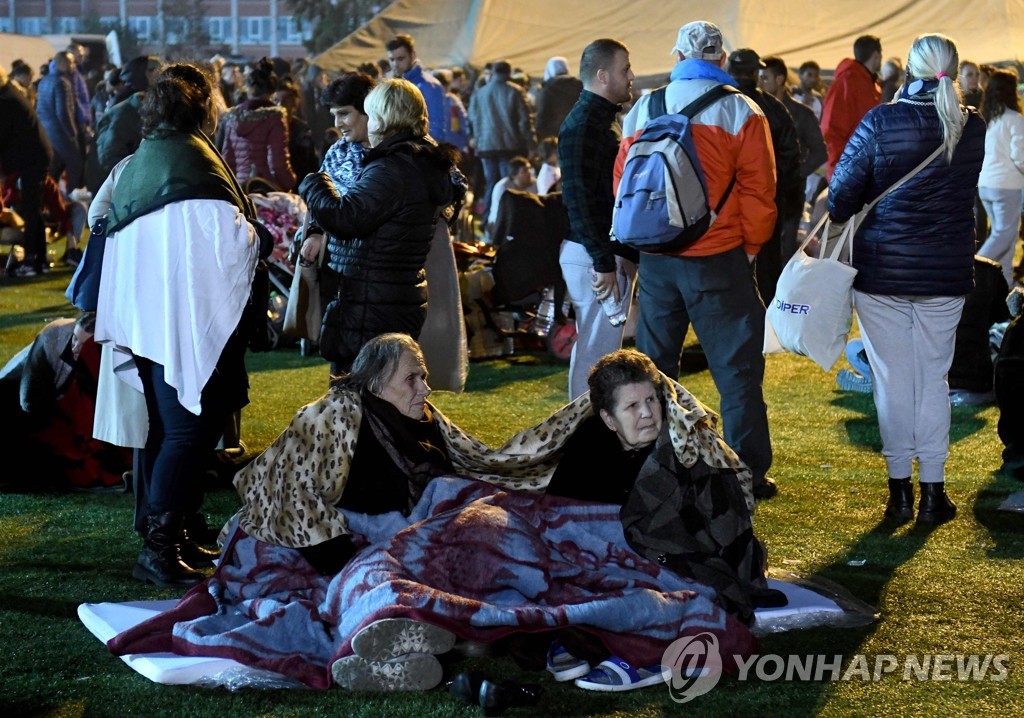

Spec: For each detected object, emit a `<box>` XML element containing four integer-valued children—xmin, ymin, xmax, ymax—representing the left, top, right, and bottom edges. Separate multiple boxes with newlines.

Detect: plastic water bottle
<box><xmin>592</xmin><ymin>270</ymin><xmax>627</xmax><ymax>326</ymax></box>
<box><xmin>600</xmin><ymin>295</ymin><xmax>628</xmax><ymax>326</ymax></box>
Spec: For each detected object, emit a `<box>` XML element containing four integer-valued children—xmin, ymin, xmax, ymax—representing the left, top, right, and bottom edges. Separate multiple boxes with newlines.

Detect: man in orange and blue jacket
<box><xmin>614</xmin><ymin>20</ymin><xmax>779</xmax><ymax>499</ymax></box>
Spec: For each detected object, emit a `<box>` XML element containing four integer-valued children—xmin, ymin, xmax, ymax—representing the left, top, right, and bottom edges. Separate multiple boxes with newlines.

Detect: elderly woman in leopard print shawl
<box><xmin>232</xmin><ymin>338</ymin><xmax>760</xmax><ymax>607</ymax></box>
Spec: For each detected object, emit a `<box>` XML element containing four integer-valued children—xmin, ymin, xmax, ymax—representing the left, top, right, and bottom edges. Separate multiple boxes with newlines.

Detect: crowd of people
<box><xmin>1</xmin><ymin>14</ymin><xmax>1022</xmax><ymax>700</ymax></box>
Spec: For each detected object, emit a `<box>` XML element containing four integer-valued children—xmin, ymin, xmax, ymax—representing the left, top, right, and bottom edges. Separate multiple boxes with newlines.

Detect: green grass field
<box><xmin>1</xmin><ymin>264</ymin><xmax>1022</xmax><ymax>718</ymax></box>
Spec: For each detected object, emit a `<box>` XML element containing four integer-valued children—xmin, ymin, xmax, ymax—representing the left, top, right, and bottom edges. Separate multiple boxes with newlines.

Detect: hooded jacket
<box><xmin>535</xmin><ymin>73</ymin><xmax>583</xmax><ymax>141</ymax></box>
<box><xmin>828</xmin><ymin>83</ymin><xmax>985</xmax><ymax>296</ymax></box>
<box><xmin>86</xmin><ymin>92</ymin><xmax>144</xmax><ymax>194</ymax></box>
<box><xmin>821</xmin><ymin>58</ymin><xmax>881</xmax><ymax>179</ymax></box>
<box><xmin>299</xmin><ymin>132</ymin><xmax>458</xmax><ymax>366</ymax></box>
<box><xmin>220</xmin><ymin>98</ymin><xmax>297</xmax><ymax>191</ymax></box>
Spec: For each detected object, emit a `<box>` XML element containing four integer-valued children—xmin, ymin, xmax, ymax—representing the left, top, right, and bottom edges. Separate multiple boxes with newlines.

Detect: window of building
<box><xmin>206</xmin><ymin>17</ymin><xmax>233</xmax><ymax>43</ymax></box>
<box><xmin>240</xmin><ymin>16</ymin><xmax>270</xmax><ymax>44</ymax></box>
<box><xmin>56</xmin><ymin>17</ymin><xmax>80</xmax><ymax>33</ymax></box>
<box><xmin>17</xmin><ymin>17</ymin><xmax>44</xmax><ymax>35</ymax></box>
<box><xmin>277</xmin><ymin>16</ymin><xmax>307</xmax><ymax>44</ymax></box>
<box><xmin>128</xmin><ymin>16</ymin><xmax>151</xmax><ymax>42</ymax></box>
<box><xmin>0</xmin><ymin>18</ymin><xmax>12</xmax><ymax>33</ymax></box>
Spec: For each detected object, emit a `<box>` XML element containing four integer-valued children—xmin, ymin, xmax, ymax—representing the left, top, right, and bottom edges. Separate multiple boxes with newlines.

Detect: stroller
<box><xmin>456</xmin><ymin>188</ymin><xmax>577</xmax><ymax>361</ymax></box>
<box><xmin>249</xmin><ymin>189</ymin><xmax>307</xmax><ymax>350</ymax></box>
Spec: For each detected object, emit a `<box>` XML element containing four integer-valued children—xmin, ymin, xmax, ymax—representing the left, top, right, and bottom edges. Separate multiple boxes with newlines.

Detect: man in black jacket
<box><xmin>558</xmin><ymin>39</ymin><xmax>638</xmax><ymax>400</ymax></box>
<box><xmin>0</xmin><ymin>64</ymin><xmax>53</xmax><ymax>277</ymax></box>
<box><xmin>759</xmin><ymin>55</ymin><xmax>828</xmax><ymax>260</ymax></box>
<box><xmin>727</xmin><ymin>48</ymin><xmax>802</xmax><ymax>303</ymax></box>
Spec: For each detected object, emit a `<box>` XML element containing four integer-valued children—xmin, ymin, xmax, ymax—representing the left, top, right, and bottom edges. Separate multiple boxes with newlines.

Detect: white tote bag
<box><xmin>764</xmin><ymin>212</ymin><xmax>857</xmax><ymax>371</ymax></box>
<box><xmin>765</xmin><ymin>143</ymin><xmax>946</xmax><ymax>371</ymax></box>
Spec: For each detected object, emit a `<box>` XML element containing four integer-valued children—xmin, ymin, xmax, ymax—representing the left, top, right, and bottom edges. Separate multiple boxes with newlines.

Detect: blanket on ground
<box><xmin>109</xmin><ymin>477</ymin><xmax>755</xmax><ymax>690</ymax></box>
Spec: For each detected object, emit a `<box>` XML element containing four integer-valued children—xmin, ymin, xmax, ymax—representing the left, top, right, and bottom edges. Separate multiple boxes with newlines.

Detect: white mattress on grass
<box><xmin>79</xmin><ymin>578</ymin><xmax>846</xmax><ymax>685</ymax></box>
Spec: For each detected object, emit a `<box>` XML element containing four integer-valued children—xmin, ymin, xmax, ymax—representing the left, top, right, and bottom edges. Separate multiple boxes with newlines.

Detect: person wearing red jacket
<box><xmin>219</xmin><ymin>58</ymin><xmax>297</xmax><ymax>191</ymax></box>
<box><xmin>615</xmin><ymin>20</ymin><xmax>778</xmax><ymax>500</ymax></box>
<box><xmin>821</xmin><ymin>35</ymin><xmax>883</xmax><ymax>180</ymax></box>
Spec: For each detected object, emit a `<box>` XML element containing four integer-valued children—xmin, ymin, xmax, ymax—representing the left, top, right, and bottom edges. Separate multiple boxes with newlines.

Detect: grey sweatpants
<box><xmin>559</xmin><ymin>240</ymin><xmax>637</xmax><ymax>401</ymax></box>
<box><xmin>853</xmin><ymin>291</ymin><xmax>966</xmax><ymax>483</ymax></box>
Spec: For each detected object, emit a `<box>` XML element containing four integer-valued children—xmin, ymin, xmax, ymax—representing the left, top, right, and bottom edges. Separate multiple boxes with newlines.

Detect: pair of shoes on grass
<box><xmin>449</xmin><ymin>669</ymin><xmax>543</xmax><ymax>716</ymax></box>
<box><xmin>548</xmin><ymin>641</ymin><xmax>668</xmax><ymax>692</ymax></box>
<box><xmin>331</xmin><ymin>618</ymin><xmax>456</xmax><ymax>691</ymax></box>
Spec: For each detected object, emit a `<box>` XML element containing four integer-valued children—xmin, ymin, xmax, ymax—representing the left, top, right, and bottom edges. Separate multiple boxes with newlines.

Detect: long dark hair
<box><xmin>981</xmin><ymin>69</ymin><xmax>1022</xmax><ymax>123</ymax></box>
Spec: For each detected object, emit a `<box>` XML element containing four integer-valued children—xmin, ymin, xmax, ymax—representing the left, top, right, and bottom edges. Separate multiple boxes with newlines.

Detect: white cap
<box><xmin>670</xmin><ymin>20</ymin><xmax>725</xmax><ymax>60</ymax></box>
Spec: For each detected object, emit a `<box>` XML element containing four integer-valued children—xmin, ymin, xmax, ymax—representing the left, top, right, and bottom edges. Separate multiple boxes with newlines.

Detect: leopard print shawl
<box><xmin>233</xmin><ymin>377</ymin><xmax>752</xmax><ymax>548</ymax></box>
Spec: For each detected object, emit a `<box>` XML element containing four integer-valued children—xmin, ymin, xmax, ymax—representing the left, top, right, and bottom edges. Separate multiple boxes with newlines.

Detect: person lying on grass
<box><xmin>109</xmin><ymin>336</ymin><xmax>771</xmax><ymax>693</ymax></box>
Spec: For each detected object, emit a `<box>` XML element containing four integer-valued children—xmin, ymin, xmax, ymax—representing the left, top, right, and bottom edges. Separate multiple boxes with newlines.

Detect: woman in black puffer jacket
<box><xmin>828</xmin><ymin>33</ymin><xmax>985</xmax><ymax>526</ymax></box>
<box><xmin>298</xmin><ymin>78</ymin><xmax>459</xmax><ymax>373</ymax></box>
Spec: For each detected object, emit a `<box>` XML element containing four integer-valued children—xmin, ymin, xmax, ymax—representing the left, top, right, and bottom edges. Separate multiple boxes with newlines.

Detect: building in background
<box><xmin>0</xmin><ymin>1</ymin><xmax>348</xmax><ymax>62</ymax></box>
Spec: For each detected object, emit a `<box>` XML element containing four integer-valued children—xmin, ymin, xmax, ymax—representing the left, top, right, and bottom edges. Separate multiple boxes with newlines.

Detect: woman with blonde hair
<box><xmin>298</xmin><ymin>79</ymin><xmax>462</xmax><ymax>372</ymax></box>
<box><xmin>828</xmin><ymin>33</ymin><xmax>986</xmax><ymax>524</ymax></box>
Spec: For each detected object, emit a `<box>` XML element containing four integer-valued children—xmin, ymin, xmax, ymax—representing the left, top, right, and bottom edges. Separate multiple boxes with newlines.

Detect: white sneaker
<box><xmin>350</xmin><ymin>618</ymin><xmax>456</xmax><ymax>661</ymax></box>
<box><xmin>331</xmin><ymin>653</ymin><xmax>442</xmax><ymax>691</ymax></box>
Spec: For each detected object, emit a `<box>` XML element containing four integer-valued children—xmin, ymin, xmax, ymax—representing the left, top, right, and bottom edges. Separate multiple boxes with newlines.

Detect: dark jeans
<box><xmin>17</xmin><ymin>166</ymin><xmax>47</xmax><ymax>271</ymax></box>
<box><xmin>134</xmin><ymin>358</ymin><xmax>234</xmax><ymax>533</ymax></box>
<box><xmin>480</xmin><ymin>152</ymin><xmax>515</xmax><ymax>220</ymax></box>
<box><xmin>636</xmin><ymin>247</ymin><xmax>772</xmax><ymax>481</ymax></box>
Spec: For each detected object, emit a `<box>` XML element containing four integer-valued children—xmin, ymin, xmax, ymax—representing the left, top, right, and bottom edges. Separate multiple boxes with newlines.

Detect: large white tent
<box><xmin>315</xmin><ymin>0</ymin><xmax>1024</xmax><ymax>83</ymax></box>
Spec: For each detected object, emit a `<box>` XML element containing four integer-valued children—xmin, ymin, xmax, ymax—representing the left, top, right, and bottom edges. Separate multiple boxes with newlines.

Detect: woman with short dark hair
<box><xmin>297</xmin><ymin>72</ymin><xmax>376</xmax><ymax>374</ymax></box>
<box><xmin>298</xmin><ymin>79</ymin><xmax>461</xmax><ymax>373</ymax></box>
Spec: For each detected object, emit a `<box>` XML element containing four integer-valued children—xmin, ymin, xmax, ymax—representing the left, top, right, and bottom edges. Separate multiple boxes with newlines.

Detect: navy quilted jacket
<box><xmin>828</xmin><ymin>89</ymin><xmax>985</xmax><ymax>296</ymax></box>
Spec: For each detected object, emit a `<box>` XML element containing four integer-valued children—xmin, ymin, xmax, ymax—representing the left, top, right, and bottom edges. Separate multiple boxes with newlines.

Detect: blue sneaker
<box><xmin>837</xmin><ymin>369</ymin><xmax>873</xmax><ymax>393</ymax></box>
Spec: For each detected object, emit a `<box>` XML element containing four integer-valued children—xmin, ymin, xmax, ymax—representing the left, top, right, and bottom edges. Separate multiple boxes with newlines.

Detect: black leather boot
<box><xmin>132</xmin><ymin>512</ymin><xmax>206</xmax><ymax>587</ymax></box>
<box><xmin>917</xmin><ymin>482</ymin><xmax>957</xmax><ymax>524</ymax></box>
<box><xmin>884</xmin><ymin>478</ymin><xmax>914</xmax><ymax>521</ymax></box>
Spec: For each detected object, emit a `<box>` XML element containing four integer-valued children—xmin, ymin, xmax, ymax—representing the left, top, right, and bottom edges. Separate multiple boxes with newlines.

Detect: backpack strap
<box><xmin>648</xmin><ymin>86</ymin><xmax>668</xmax><ymax>120</ymax></box>
<box><xmin>678</xmin><ymin>84</ymin><xmax>742</xmax><ymax>215</ymax></box>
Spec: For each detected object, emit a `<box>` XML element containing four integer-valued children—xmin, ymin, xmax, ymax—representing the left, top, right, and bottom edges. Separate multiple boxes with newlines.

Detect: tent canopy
<box><xmin>315</xmin><ymin>0</ymin><xmax>1024</xmax><ymax>84</ymax></box>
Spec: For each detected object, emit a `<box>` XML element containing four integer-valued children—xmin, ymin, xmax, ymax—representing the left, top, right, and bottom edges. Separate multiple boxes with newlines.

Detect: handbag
<box><xmin>65</xmin><ymin>216</ymin><xmax>108</xmax><ymax>311</ymax></box>
<box><xmin>765</xmin><ymin>143</ymin><xmax>946</xmax><ymax>371</ymax></box>
<box><xmin>319</xmin><ymin>293</ymin><xmax>347</xmax><ymax>364</ymax></box>
<box><xmin>283</xmin><ymin>213</ymin><xmax>325</xmax><ymax>341</ymax></box>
